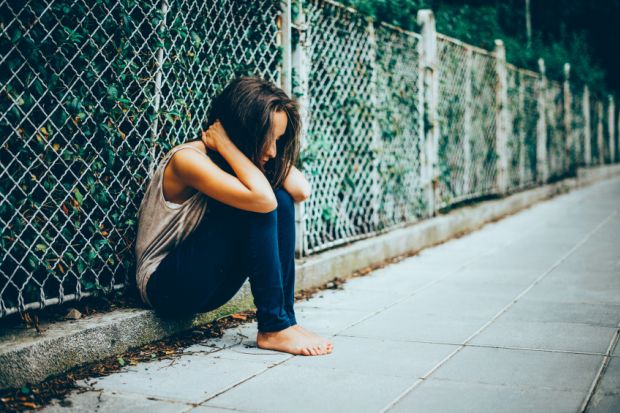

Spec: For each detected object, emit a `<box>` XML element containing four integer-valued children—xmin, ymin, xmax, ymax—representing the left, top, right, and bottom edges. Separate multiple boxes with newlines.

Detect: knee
<box><xmin>275</xmin><ymin>187</ymin><xmax>294</xmax><ymax>210</ymax></box>
<box><xmin>274</xmin><ymin>187</ymin><xmax>295</xmax><ymax>221</ymax></box>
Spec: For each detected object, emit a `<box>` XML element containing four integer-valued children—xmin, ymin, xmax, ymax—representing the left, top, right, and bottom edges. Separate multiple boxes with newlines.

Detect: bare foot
<box><xmin>291</xmin><ymin>325</ymin><xmax>333</xmax><ymax>353</ymax></box>
<box><xmin>257</xmin><ymin>326</ymin><xmax>331</xmax><ymax>356</ymax></box>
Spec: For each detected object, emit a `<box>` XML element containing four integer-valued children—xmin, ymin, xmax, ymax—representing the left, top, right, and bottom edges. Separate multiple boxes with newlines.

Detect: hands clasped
<box><xmin>201</xmin><ymin>120</ymin><xmax>231</xmax><ymax>152</ymax></box>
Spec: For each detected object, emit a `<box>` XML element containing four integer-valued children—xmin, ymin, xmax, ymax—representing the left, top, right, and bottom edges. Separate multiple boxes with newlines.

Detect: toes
<box><xmin>301</xmin><ymin>347</ymin><xmax>311</xmax><ymax>356</ymax></box>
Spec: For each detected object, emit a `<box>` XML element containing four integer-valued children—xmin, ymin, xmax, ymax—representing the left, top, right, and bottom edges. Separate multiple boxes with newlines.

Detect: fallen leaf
<box><xmin>65</xmin><ymin>308</ymin><xmax>82</xmax><ymax>320</ymax></box>
<box><xmin>21</xmin><ymin>402</ymin><xmax>38</xmax><ymax>408</ymax></box>
<box><xmin>231</xmin><ymin>313</ymin><xmax>247</xmax><ymax>320</ymax></box>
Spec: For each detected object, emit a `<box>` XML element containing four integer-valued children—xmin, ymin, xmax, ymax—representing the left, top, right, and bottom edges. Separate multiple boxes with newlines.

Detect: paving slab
<box><xmin>387</xmin><ymin>289</ymin><xmax>510</xmax><ymax>320</ymax></box>
<box><xmin>470</xmin><ymin>319</ymin><xmax>616</xmax><ymax>353</ymax></box>
<box><xmin>464</xmin><ymin>252</ymin><xmax>561</xmax><ymax>272</ymax></box>
<box><xmin>430</xmin><ymin>346</ymin><xmax>602</xmax><ymax>392</ymax></box>
<box><xmin>495</xmin><ymin>299</ymin><xmax>620</xmax><ymax>327</ymax></box>
<box><xmin>289</xmin><ymin>306</ymin><xmax>369</xmax><ymax>336</ymax></box>
<box><xmin>187</xmin><ymin>406</ymin><xmax>256</xmax><ymax>413</ymax></box>
<box><xmin>41</xmin><ymin>390</ymin><xmax>191</xmax><ymax>413</ymax></box>
<box><xmin>285</xmin><ymin>335</ymin><xmax>458</xmax><ymax>379</ymax></box>
<box><xmin>388</xmin><ymin>379</ymin><xmax>586</xmax><ymax>413</ymax></box>
<box><xmin>294</xmin><ymin>285</ymin><xmax>410</xmax><ymax>311</ymax></box>
<box><xmin>202</xmin><ymin>364</ymin><xmax>415</xmax><ymax>413</ymax></box>
<box><xmin>586</xmin><ymin>356</ymin><xmax>620</xmax><ymax>413</ymax></box>
<box><xmin>339</xmin><ymin>306</ymin><xmax>488</xmax><ymax>344</ymax></box>
<box><xmin>340</xmin><ymin>268</ymin><xmax>438</xmax><ymax>293</ymax></box>
<box><xmin>421</xmin><ymin>277</ymin><xmax>528</xmax><ymax>300</ymax></box>
<box><xmin>523</xmin><ymin>275</ymin><xmax>620</xmax><ymax>305</ymax></box>
<box><xmin>440</xmin><ymin>268</ymin><xmax>541</xmax><ymax>286</ymax></box>
<box><xmin>77</xmin><ymin>354</ymin><xmax>273</xmax><ymax>404</ymax></box>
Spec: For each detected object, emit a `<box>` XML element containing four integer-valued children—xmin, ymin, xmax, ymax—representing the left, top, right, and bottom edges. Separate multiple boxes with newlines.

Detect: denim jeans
<box><xmin>145</xmin><ymin>151</ymin><xmax>297</xmax><ymax>332</ymax></box>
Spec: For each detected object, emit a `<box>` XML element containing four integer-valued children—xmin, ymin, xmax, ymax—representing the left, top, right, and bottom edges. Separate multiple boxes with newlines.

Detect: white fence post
<box><xmin>494</xmin><ymin>40</ymin><xmax>509</xmax><ymax>193</ymax></box>
<box><xmin>536</xmin><ymin>58</ymin><xmax>548</xmax><ymax>182</ymax></box>
<box><xmin>279</xmin><ymin>0</ymin><xmax>292</xmax><ymax>93</ymax></box>
<box><xmin>367</xmin><ymin>17</ymin><xmax>383</xmax><ymax>230</ymax></box>
<box><xmin>147</xmin><ymin>0</ymin><xmax>169</xmax><ymax>178</ymax></box>
<box><xmin>608</xmin><ymin>95</ymin><xmax>616</xmax><ymax>163</ymax></box>
<box><xmin>563</xmin><ymin>63</ymin><xmax>573</xmax><ymax>173</ymax></box>
<box><xmin>417</xmin><ymin>10</ymin><xmax>439</xmax><ymax>216</ymax></box>
<box><xmin>597</xmin><ymin>100</ymin><xmax>604</xmax><ymax>165</ymax></box>
<box><xmin>518</xmin><ymin>71</ymin><xmax>527</xmax><ymax>185</ymax></box>
<box><xmin>290</xmin><ymin>0</ymin><xmax>309</xmax><ymax>257</ymax></box>
<box><xmin>463</xmin><ymin>48</ymin><xmax>473</xmax><ymax>195</ymax></box>
<box><xmin>583</xmin><ymin>86</ymin><xmax>592</xmax><ymax>166</ymax></box>
<box><xmin>617</xmin><ymin>107</ymin><xmax>620</xmax><ymax>163</ymax></box>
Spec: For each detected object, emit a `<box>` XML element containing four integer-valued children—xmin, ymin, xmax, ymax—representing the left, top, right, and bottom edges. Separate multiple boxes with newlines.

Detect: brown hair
<box><xmin>203</xmin><ymin>76</ymin><xmax>301</xmax><ymax>189</ymax></box>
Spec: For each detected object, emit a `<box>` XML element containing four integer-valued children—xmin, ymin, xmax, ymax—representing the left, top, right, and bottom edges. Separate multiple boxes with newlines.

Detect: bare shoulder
<box><xmin>168</xmin><ymin>141</ymin><xmax>206</xmax><ymax>163</ymax></box>
<box><xmin>168</xmin><ymin>142</ymin><xmax>209</xmax><ymax>172</ymax></box>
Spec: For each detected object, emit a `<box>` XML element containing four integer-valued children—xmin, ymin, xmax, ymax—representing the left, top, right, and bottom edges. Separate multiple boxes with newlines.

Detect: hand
<box><xmin>201</xmin><ymin>120</ymin><xmax>231</xmax><ymax>152</ymax></box>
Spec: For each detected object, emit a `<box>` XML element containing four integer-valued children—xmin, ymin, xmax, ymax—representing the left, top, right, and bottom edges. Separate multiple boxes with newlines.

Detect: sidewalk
<box><xmin>42</xmin><ymin>177</ymin><xmax>620</xmax><ymax>413</ymax></box>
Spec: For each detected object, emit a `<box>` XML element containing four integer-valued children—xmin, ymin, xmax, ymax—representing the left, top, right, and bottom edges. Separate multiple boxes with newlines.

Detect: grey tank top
<box><xmin>134</xmin><ymin>143</ymin><xmax>210</xmax><ymax>307</ymax></box>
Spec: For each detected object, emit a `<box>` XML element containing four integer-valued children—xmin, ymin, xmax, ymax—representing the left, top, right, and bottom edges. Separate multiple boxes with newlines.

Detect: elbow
<box><xmin>292</xmin><ymin>184</ymin><xmax>312</xmax><ymax>203</ymax></box>
<box><xmin>255</xmin><ymin>191</ymin><xmax>278</xmax><ymax>213</ymax></box>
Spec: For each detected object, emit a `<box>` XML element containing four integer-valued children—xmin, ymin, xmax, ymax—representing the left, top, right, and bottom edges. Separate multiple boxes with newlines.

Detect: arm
<box><xmin>170</xmin><ymin>122</ymin><xmax>277</xmax><ymax>213</ymax></box>
<box><xmin>282</xmin><ymin>164</ymin><xmax>312</xmax><ymax>203</ymax></box>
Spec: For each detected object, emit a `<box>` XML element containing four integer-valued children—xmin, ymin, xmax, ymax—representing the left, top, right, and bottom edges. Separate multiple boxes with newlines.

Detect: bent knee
<box><xmin>275</xmin><ymin>187</ymin><xmax>294</xmax><ymax>210</ymax></box>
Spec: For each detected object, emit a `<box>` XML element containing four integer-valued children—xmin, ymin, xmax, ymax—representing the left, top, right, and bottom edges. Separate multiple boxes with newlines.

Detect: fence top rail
<box><xmin>506</xmin><ymin>62</ymin><xmax>540</xmax><ymax>79</ymax></box>
<box><xmin>378</xmin><ymin>20</ymin><xmax>422</xmax><ymax>39</ymax></box>
<box><xmin>436</xmin><ymin>32</ymin><xmax>495</xmax><ymax>57</ymax></box>
<box><xmin>321</xmin><ymin>0</ymin><xmax>365</xmax><ymax>16</ymax></box>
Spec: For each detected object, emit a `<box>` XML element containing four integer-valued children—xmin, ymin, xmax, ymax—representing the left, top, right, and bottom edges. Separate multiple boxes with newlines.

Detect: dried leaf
<box><xmin>231</xmin><ymin>313</ymin><xmax>247</xmax><ymax>320</ymax></box>
<box><xmin>21</xmin><ymin>402</ymin><xmax>38</xmax><ymax>408</ymax></box>
<box><xmin>65</xmin><ymin>308</ymin><xmax>82</xmax><ymax>320</ymax></box>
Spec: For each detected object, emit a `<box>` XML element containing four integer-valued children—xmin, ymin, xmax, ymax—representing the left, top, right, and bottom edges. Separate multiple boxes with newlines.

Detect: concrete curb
<box><xmin>1</xmin><ymin>164</ymin><xmax>619</xmax><ymax>389</ymax></box>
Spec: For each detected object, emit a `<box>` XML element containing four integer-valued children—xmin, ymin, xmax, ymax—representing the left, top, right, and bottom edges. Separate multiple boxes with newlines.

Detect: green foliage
<box><xmin>0</xmin><ymin>0</ymin><xmax>281</xmax><ymax>311</ymax></box>
<box><xmin>339</xmin><ymin>0</ymin><xmax>610</xmax><ymax>96</ymax></box>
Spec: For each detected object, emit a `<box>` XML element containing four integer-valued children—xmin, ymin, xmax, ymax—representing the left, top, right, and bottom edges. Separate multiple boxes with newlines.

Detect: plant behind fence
<box><xmin>1</xmin><ymin>0</ymin><xmax>618</xmax><ymax>317</ymax></box>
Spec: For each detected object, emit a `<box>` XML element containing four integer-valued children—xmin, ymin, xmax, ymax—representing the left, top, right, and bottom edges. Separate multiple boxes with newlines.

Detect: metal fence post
<box><xmin>597</xmin><ymin>100</ymin><xmax>604</xmax><ymax>165</ymax></box>
<box><xmin>617</xmin><ymin>107</ymin><xmax>620</xmax><ymax>163</ymax></box>
<box><xmin>608</xmin><ymin>95</ymin><xmax>616</xmax><ymax>163</ymax></box>
<box><xmin>563</xmin><ymin>63</ymin><xmax>573</xmax><ymax>173</ymax></box>
<box><xmin>583</xmin><ymin>86</ymin><xmax>592</xmax><ymax>166</ymax></box>
<box><xmin>517</xmin><ymin>71</ymin><xmax>527</xmax><ymax>185</ymax></box>
<box><xmin>536</xmin><ymin>58</ymin><xmax>548</xmax><ymax>182</ymax></box>
<box><xmin>279</xmin><ymin>0</ymin><xmax>292</xmax><ymax>93</ymax></box>
<box><xmin>148</xmin><ymin>0</ymin><xmax>169</xmax><ymax>178</ymax></box>
<box><xmin>291</xmin><ymin>0</ymin><xmax>309</xmax><ymax>257</ymax></box>
<box><xmin>417</xmin><ymin>10</ymin><xmax>439</xmax><ymax>216</ymax></box>
<box><xmin>494</xmin><ymin>40</ymin><xmax>509</xmax><ymax>193</ymax></box>
<box><xmin>367</xmin><ymin>18</ymin><xmax>383</xmax><ymax>231</ymax></box>
<box><xmin>463</xmin><ymin>47</ymin><xmax>473</xmax><ymax>195</ymax></box>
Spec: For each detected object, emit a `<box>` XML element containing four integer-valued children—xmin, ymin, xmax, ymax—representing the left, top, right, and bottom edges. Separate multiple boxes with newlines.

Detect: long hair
<box><xmin>203</xmin><ymin>76</ymin><xmax>302</xmax><ymax>189</ymax></box>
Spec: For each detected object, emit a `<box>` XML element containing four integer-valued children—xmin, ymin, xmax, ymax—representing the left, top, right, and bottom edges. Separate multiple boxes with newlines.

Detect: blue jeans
<box><xmin>145</xmin><ymin>154</ymin><xmax>297</xmax><ymax>332</ymax></box>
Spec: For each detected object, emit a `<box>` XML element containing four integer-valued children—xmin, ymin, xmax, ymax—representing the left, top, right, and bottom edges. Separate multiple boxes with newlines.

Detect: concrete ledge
<box><xmin>1</xmin><ymin>164</ymin><xmax>619</xmax><ymax>389</ymax></box>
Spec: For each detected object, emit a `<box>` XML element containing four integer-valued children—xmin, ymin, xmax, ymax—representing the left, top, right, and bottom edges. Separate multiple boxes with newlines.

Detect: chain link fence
<box><xmin>505</xmin><ymin>65</ymin><xmax>538</xmax><ymax>190</ymax></box>
<box><xmin>1</xmin><ymin>0</ymin><xmax>619</xmax><ymax>317</ymax></box>
<box><xmin>0</xmin><ymin>0</ymin><xmax>282</xmax><ymax>317</ymax></box>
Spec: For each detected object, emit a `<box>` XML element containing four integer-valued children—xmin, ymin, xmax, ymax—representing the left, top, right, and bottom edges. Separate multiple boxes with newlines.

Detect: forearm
<box><xmin>217</xmin><ymin>138</ymin><xmax>274</xmax><ymax>198</ymax></box>
<box><xmin>283</xmin><ymin>165</ymin><xmax>312</xmax><ymax>202</ymax></box>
